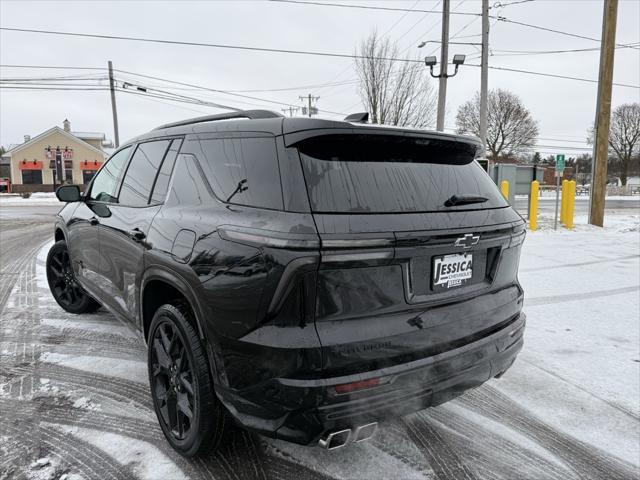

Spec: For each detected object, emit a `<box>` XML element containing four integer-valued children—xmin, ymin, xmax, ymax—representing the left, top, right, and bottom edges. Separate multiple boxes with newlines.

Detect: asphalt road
<box><xmin>0</xmin><ymin>204</ymin><xmax>637</xmax><ymax>480</ymax></box>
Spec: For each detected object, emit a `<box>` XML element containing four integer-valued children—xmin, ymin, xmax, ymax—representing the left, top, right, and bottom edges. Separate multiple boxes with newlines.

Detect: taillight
<box><xmin>334</xmin><ymin>378</ymin><xmax>380</xmax><ymax>394</ymax></box>
<box><xmin>219</xmin><ymin>225</ymin><xmax>320</xmax><ymax>250</ymax></box>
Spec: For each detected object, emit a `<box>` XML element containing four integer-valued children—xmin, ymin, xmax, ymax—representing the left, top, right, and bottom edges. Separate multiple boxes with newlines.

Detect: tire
<box><xmin>147</xmin><ymin>303</ymin><xmax>228</xmax><ymax>457</ymax></box>
<box><xmin>46</xmin><ymin>240</ymin><xmax>100</xmax><ymax>314</ymax></box>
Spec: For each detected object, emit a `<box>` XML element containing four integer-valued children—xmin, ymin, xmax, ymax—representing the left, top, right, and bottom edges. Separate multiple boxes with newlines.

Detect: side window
<box><xmin>119</xmin><ymin>140</ymin><xmax>170</xmax><ymax>207</ymax></box>
<box><xmin>89</xmin><ymin>146</ymin><xmax>131</xmax><ymax>202</ymax></box>
<box><xmin>166</xmin><ymin>154</ymin><xmax>213</xmax><ymax>207</ymax></box>
<box><xmin>150</xmin><ymin>139</ymin><xmax>182</xmax><ymax>204</ymax></box>
<box><xmin>197</xmin><ymin>137</ymin><xmax>283</xmax><ymax>210</ymax></box>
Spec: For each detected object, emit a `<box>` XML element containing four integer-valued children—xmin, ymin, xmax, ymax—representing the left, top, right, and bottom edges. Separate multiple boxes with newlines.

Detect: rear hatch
<box><xmin>288</xmin><ymin>130</ymin><xmax>525</xmax><ymax>377</ymax></box>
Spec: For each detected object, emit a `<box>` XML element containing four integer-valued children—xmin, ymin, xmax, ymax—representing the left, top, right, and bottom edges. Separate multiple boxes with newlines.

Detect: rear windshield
<box><xmin>297</xmin><ymin>134</ymin><xmax>507</xmax><ymax>213</ymax></box>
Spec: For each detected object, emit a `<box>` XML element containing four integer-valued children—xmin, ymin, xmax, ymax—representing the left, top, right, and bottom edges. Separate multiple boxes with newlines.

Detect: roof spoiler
<box><xmin>344</xmin><ymin>112</ymin><xmax>369</xmax><ymax>123</ymax></box>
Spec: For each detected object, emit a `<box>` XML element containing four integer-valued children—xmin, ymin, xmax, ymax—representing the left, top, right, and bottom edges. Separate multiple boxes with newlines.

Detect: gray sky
<box><xmin>1</xmin><ymin>0</ymin><xmax>639</xmax><ymax>157</ymax></box>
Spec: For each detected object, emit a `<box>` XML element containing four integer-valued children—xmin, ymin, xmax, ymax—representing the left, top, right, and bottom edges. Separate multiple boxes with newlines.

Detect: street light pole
<box><xmin>479</xmin><ymin>0</ymin><xmax>489</xmax><ymax>157</ymax></box>
<box><xmin>436</xmin><ymin>0</ymin><xmax>450</xmax><ymax>132</ymax></box>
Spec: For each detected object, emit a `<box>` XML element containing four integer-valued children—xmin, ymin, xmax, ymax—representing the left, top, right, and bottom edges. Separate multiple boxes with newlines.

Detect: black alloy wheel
<box><xmin>148</xmin><ymin>304</ymin><xmax>228</xmax><ymax>457</ymax></box>
<box><xmin>46</xmin><ymin>240</ymin><xmax>100</xmax><ymax>314</ymax></box>
<box><xmin>151</xmin><ymin>320</ymin><xmax>195</xmax><ymax>441</ymax></box>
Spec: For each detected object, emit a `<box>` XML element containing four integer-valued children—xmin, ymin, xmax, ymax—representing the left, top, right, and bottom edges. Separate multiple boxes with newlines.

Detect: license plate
<box><xmin>432</xmin><ymin>253</ymin><xmax>473</xmax><ymax>291</ymax></box>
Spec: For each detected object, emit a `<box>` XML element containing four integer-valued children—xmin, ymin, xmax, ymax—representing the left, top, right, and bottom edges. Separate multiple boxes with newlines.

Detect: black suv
<box><xmin>48</xmin><ymin>110</ymin><xmax>525</xmax><ymax>456</ymax></box>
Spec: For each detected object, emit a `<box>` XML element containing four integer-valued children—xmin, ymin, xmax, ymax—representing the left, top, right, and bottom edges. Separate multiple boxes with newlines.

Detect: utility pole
<box><xmin>281</xmin><ymin>106</ymin><xmax>299</xmax><ymax>117</ymax></box>
<box><xmin>436</xmin><ymin>0</ymin><xmax>450</xmax><ymax>132</ymax></box>
<box><xmin>299</xmin><ymin>94</ymin><xmax>319</xmax><ymax>117</ymax></box>
<box><xmin>479</xmin><ymin>0</ymin><xmax>489</xmax><ymax>157</ymax></box>
<box><xmin>108</xmin><ymin>60</ymin><xmax>120</xmax><ymax>148</ymax></box>
<box><xmin>589</xmin><ymin>0</ymin><xmax>618</xmax><ymax>227</ymax></box>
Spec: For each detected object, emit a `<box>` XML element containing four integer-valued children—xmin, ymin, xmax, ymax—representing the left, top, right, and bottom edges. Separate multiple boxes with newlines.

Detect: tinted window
<box><xmin>166</xmin><ymin>154</ymin><xmax>213</xmax><ymax>207</ymax></box>
<box><xmin>22</xmin><ymin>170</ymin><xmax>42</xmax><ymax>184</ymax></box>
<box><xmin>297</xmin><ymin>134</ymin><xmax>507</xmax><ymax>213</ymax></box>
<box><xmin>150</xmin><ymin>139</ymin><xmax>181</xmax><ymax>204</ymax></box>
<box><xmin>197</xmin><ymin>137</ymin><xmax>283</xmax><ymax>210</ymax></box>
<box><xmin>89</xmin><ymin>146</ymin><xmax>131</xmax><ymax>202</ymax></box>
<box><xmin>119</xmin><ymin>140</ymin><xmax>170</xmax><ymax>206</ymax></box>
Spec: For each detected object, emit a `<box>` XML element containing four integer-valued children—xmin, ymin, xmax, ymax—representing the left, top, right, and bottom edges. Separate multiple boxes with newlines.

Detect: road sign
<box><xmin>555</xmin><ymin>154</ymin><xmax>566</xmax><ymax>172</ymax></box>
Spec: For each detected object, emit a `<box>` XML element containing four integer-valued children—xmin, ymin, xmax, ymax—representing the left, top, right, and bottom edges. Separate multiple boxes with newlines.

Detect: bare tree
<box><xmin>354</xmin><ymin>31</ymin><xmax>436</xmax><ymax>128</ymax></box>
<box><xmin>456</xmin><ymin>89</ymin><xmax>539</xmax><ymax>160</ymax></box>
<box><xmin>588</xmin><ymin>103</ymin><xmax>640</xmax><ymax>186</ymax></box>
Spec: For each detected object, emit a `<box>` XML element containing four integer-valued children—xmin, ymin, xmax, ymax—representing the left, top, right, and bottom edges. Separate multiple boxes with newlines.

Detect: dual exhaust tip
<box><xmin>318</xmin><ymin>422</ymin><xmax>378</xmax><ymax>450</ymax></box>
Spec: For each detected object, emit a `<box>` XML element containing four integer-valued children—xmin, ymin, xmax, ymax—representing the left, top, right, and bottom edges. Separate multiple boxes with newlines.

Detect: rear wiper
<box><xmin>444</xmin><ymin>194</ymin><xmax>489</xmax><ymax>207</ymax></box>
<box><xmin>226</xmin><ymin>179</ymin><xmax>248</xmax><ymax>203</ymax></box>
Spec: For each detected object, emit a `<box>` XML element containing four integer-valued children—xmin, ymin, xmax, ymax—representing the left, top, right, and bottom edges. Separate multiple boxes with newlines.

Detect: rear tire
<box><xmin>147</xmin><ymin>304</ymin><xmax>228</xmax><ymax>457</ymax></box>
<box><xmin>46</xmin><ymin>240</ymin><xmax>100</xmax><ymax>314</ymax></box>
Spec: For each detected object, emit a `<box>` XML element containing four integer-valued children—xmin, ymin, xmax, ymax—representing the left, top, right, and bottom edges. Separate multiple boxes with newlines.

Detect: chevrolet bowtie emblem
<box><xmin>454</xmin><ymin>233</ymin><xmax>480</xmax><ymax>249</ymax></box>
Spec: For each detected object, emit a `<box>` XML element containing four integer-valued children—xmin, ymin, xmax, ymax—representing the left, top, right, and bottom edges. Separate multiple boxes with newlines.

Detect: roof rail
<box><xmin>154</xmin><ymin>109</ymin><xmax>284</xmax><ymax>130</ymax></box>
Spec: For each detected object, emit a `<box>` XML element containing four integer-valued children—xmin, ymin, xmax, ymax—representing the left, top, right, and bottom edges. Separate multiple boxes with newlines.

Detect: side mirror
<box><xmin>56</xmin><ymin>185</ymin><xmax>81</xmax><ymax>203</ymax></box>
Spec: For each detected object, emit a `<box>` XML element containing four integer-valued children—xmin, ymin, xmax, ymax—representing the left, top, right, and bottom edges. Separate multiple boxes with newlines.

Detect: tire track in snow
<box><xmin>460</xmin><ymin>386</ymin><xmax>639</xmax><ymax>480</ymax></box>
<box><xmin>427</xmin><ymin>405</ymin><xmax>575</xmax><ymax>479</ymax></box>
<box><xmin>0</xmin><ymin>397</ymin><xmax>212</xmax><ymax>480</ymax></box>
<box><xmin>526</xmin><ymin>285</ymin><xmax>639</xmax><ymax>307</ymax></box>
<box><xmin>520</xmin><ymin>253</ymin><xmax>640</xmax><ymax>272</ymax></box>
<box><xmin>7</xmin><ymin>363</ymin><xmax>153</xmax><ymax>410</ymax></box>
<box><xmin>402</xmin><ymin>413</ymin><xmax>479</xmax><ymax>480</ymax></box>
<box><xmin>0</xmin><ymin>416</ymin><xmax>136</xmax><ymax>480</ymax></box>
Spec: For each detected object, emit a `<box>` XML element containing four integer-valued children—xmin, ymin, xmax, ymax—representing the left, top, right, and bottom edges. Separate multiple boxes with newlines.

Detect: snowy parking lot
<box><xmin>0</xmin><ymin>205</ymin><xmax>639</xmax><ymax>480</ymax></box>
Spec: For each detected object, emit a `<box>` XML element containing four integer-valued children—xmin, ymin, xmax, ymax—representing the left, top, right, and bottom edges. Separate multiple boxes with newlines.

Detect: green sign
<box><xmin>556</xmin><ymin>154</ymin><xmax>566</xmax><ymax>172</ymax></box>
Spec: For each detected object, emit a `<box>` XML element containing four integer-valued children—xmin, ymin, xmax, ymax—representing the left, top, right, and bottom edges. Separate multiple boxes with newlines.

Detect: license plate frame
<box><xmin>432</xmin><ymin>252</ymin><xmax>473</xmax><ymax>292</ymax></box>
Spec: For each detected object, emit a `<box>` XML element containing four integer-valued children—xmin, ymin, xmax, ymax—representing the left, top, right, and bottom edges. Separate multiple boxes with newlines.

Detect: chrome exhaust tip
<box><xmin>318</xmin><ymin>429</ymin><xmax>351</xmax><ymax>450</ymax></box>
<box><xmin>353</xmin><ymin>422</ymin><xmax>378</xmax><ymax>442</ymax></box>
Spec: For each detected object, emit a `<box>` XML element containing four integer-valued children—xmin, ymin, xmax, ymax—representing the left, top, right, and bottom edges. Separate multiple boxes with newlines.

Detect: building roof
<box><xmin>3</xmin><ymin>126</ymin><xmax>107</xmax><ymax>158</ymax></box>
<box><xmin>72</xmin><ymin>131</ymin><xmax>106</xmax><ymax>140</ymax></box>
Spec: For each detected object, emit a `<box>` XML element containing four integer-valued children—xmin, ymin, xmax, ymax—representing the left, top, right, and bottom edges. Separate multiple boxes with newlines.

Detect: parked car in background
<box><xmin>48</xmin><ymin>110</ymin><xmax>526</xmax><ymax>456</ymax></box>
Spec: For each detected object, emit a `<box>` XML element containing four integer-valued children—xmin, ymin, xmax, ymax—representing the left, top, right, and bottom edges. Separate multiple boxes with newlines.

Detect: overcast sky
<box><xmin>1</xmin><ymin>0</ymin><xmax>639</xmax><ymax>157</ymax></box>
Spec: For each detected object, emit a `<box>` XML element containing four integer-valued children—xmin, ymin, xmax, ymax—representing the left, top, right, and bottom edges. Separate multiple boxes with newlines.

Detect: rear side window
<box><xmin>197</xmin><ymin>137</ymin><xmax>283</xmax><ymax>210</ymax></box>
<box><xmin>89</xmin><ymin>146</ymin><xmax>131</xmax><ymax>202</ymax></box>
<box><xmin>150</xmin><ymin>139</ymin><xmax>181</xmax><ymax>204</ymax></box>
<box><xmin>166</xmin><ymin>154</ymin><xmax>213</xmax><ymax>207</ymax></box>
<box><xmin>119</xmin><ymin>140</ymin><xmax>171</xmax><ymax>206</ymax></box>
<box><xmin>297</xmin><ymin>134</ymin><xmax>507</xmax><ymax>213</ymax></box>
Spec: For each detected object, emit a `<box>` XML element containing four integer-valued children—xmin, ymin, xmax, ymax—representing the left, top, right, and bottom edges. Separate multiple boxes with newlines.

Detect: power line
<box><xmin>268</xmin><ymin>0</ymin><xmax>640</xmax><ymax>49</ymax></box>
<box><xmin>1</xmin><ymin>30</ymin><xmax>638</xmax><ymax>89</ymax></box>
<box><xmin>0</xmin><ymin>65</ymin><xmax>360</xmax><ymax>93</ymax></box>
<box><xmin>113</xmin><ymin>68</ymin><xmax>348</xmax><ymax>115</ymax></box>
<box><xmin>268</xmin><ymin>0</ymin><xmax>482</xmax><ymax>16</ymax></box>
<box><xmin>310</xmin><ymin>0</ymin><xmax>424</xmax><ymax>98</ymax></box>
<box><xmin>0</xmin><ymin>27</ymin><xmax>425</xmax><ymax>63</ymax></box>
<box><xmin>496</xmin><ymin>17</ymin><xmax>640</xmax><ymax>50</ymax></box>
<box><xmin>464</xmin><ymin>63</ymin><xmax>638</xmax><ymax>89</ymax></box>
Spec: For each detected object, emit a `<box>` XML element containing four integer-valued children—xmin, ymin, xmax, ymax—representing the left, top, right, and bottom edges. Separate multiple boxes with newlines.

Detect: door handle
<box><xmin>129</xmin><ymin>228</ymin><xmax>146</xmax><ymax>242</ymax></box>
<box><xmin>89</xmin><ymin>217</ymin><xmax>99</xmax><ymax>226</ymax></box>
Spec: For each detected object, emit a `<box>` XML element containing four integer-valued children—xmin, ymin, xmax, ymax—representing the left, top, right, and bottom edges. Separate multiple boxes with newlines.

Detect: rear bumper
<box><xmin>216</xmin><ymin>311</ymin><xmax>525</xmax><ymax>445</ymax></box>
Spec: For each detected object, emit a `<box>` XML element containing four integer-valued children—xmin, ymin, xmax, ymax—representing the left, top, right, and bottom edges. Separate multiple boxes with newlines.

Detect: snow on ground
<box><xmin>0</xmin><ymin>192</ymin><xmax>60</xmax><ymax>206</ymax></box>
<box><xmin>0</xmin><ymin>211</ymin><xmax>639</xmax><ymax>479</ymax></box>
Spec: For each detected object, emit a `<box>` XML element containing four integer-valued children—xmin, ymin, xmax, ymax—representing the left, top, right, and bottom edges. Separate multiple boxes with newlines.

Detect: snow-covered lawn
<box><xmin>0</xmin><ymin>212</ymin><xmax>638</xmax><ymax>479</ymax></box>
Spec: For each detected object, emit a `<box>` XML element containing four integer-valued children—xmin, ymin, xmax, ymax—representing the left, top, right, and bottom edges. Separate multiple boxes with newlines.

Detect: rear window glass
<box><xmin>297</xmin><ymin>134</ymin><xmax>507</xmax><ymax>213</ymax></box>
<box><xmin>196</xmin><ymin>137</ymin><xmax>283</xmax><ymax>210</ymax></box>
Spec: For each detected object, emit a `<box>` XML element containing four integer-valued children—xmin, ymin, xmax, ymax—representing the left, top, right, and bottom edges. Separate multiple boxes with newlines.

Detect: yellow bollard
<box><xmin>500</xmin><ymin>180</ymin><xmax>509</xmax><ymax>201</ymax></box>
<box><xmin>560</xmin><ymin>179</ymin><xmax>568</xmax><ymax>224</ymax></box>
<box><xmin>529</xmin><ymin>180</ymin><xmax>539</xmax><ymax>231</ymax></box>
<box><xmin>566</xmin><ymin>180</ymin><xmax>576</xmax><ymax>229</ymax></box>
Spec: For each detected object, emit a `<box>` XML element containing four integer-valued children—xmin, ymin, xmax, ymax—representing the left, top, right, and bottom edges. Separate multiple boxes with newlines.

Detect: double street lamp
<box><xmin>424</xmin><ymin>54</ymin><xmax>466</xmax><ymax>131</ymax></box>
<box><xmin>424</xmin><ymin>54</ymin><xmax>466</xmax><ymax>78</ymax></box>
